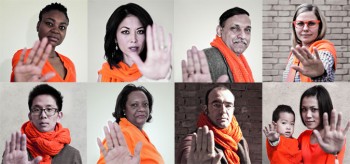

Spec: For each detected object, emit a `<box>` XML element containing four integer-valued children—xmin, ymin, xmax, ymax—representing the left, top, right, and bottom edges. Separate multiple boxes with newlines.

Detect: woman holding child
<box><xmin>264</xmin><ymin>85</ymin><xmax>349</xmax><ymax>164</ymax></box>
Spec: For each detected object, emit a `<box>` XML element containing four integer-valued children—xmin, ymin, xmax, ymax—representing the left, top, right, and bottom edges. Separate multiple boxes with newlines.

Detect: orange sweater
<box><xmin>97</xmin><ymin>118</ymin><xmax>164</xmax><ymax>164</ymax></box>
<box><xmin>266</xmin><ymin>136</ymin><xmax>302</xmax><ymax>164</ymax></box>
<box><xmin>11</xmin><ymin>49</ymin><xmax>76</xmax><ymax>82</ymax></box>
<box><xmin>298</xmin><ymin>130</ymin><xmax>346</xmax><ymax>164</ymax></box>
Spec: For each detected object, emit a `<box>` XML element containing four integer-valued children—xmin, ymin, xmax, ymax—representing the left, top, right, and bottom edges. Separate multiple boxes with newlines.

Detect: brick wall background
<box><xmin>175</xmin><ymin>83</ymin><xmax>262</xmax><ymax>163</ymax></box>
<box><xmin>263</xmin><ymin>0</ymin><xmax>350</xmax><ymax>81</ymax></box>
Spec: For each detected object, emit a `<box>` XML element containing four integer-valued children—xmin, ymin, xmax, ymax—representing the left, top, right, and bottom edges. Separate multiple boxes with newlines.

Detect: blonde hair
<box><xmin>291</xmin><ymin>4</ymin><xmax>327</xmax><ymax>47</ymax></box>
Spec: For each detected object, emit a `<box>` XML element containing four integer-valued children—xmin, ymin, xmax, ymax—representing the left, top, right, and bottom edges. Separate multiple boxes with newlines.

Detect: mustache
<box><xmin>233</xmin><ymin>38</ymin><xmax>248</xmax><ymax>45</ymax></box>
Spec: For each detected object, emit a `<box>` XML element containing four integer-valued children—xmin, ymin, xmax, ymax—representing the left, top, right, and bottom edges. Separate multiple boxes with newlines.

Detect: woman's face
<box><xmin>301</xmin><ymin>96</ymin><xmax>321</xmax><ymax>130</ymax></box>
<box><xmin>37</xmin><ymin>10</ymin><xmax>68</xmax><ymax>48</ymax></box>
<box><xmin>294</xmin><ymin>11</ymin><xmax>320</xmax><ymax>47</ymax></box>
<box><xmin>125</xmin><ymin>91</ymin><xmax>149</xmax><ymax>130</ymax></box>
<box><xmin>115</xmin><ymin>15</ymin><xmax>146</xmax><ymax>57</ymax></box>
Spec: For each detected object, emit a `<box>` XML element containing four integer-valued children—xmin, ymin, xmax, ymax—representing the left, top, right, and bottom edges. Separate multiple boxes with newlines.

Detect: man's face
<box><xmin>206</xmin><ymin>88</ymin><xmax>235</xmax><ymax>129</ymax></box>
<box><xmin>217</xmin><ymin>14</ymin><xmax>251</xmax><ymax>55</ymax></box>
<box><xmin>28</xmin><ymin>94</ymin><xmax>62</xmax><ymax>132</ymax></box>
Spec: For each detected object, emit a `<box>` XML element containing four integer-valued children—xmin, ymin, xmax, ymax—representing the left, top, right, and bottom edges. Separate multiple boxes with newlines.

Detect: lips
<box><xmin>47</xmin><ymin>36</ymin><xmax>59</xmax><ymax>43</ymax></box>
<box><xmin>129</xmin><ymin>46</ymin><xmax>139</xmax><ymax>52</ymax></box>
<box><xmin>39</xmin><ymin>122</ymin><xmax>49</xmax><ymax>127</ymax></box>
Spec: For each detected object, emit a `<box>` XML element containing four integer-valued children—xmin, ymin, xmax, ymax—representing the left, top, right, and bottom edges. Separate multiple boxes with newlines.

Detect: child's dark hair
<box><xmin>272</xmin><ymin>105</ymin><xmax>295</xmax><ymax>122</ymax></box>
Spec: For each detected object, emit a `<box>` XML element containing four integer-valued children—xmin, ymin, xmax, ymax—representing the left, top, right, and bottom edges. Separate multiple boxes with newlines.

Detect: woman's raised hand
<box><xmin>14</xmin><ymin>37</ymin><xmax>55</xmax><ymax>82</ymax></box>
<box><xmin>313</xmin><ymin>110</ymin><xmax>350</xmax><ymax>154</ymax></box>
<box><xmin>129</xmin><ymin>24</ymin><xmax>172</xmax><ymax>80</ymax></box>
<box><xmin>97</xmin><ymin>121</ymin><xmax>142</xmax><ymax>164</ymax></box>
<box><xmin>290</xmin><ymin>45</ymin><xmax>325</xmax><ymax>78</ymax></box>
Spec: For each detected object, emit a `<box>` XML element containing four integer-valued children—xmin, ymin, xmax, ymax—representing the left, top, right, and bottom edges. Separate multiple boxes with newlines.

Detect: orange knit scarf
<box><xmin>210</xmin><ymin>35</ymin><xmax>254</xmax><ymax>82</ymax></box>
<box><xmin>98</xmin><ymin>61</ymin><xmax>142</xmax><ymax>82</ymax></box>
<box><xmin>197</xmin><ymin>112</ymin><xmax>243</xmax><ymax>164</ymax></box>
<box><xmin>287</xmin><ymin>40</ymin><xmax>337</xmax><ymax>82</ymax></box>
<box><xmin>21</xmin><ymin>121</ymin><xmax>71</xmax><ymax>164</ymax></box>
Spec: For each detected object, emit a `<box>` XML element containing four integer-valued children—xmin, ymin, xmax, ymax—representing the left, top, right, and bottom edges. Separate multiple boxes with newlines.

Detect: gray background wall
<box><xmin>0</xmin><ymin>83</ymin><xmax>87</xmax><ymax>164</ymax></box>
<box><xmin>263</xmin><ymin>0</ymin><xmax>350</xmax><ymax>81</ymax></box>
<box><xmin>263</xmin><ymin>83</ymin><xmax>350</xmax><ymax>163</ymax></box>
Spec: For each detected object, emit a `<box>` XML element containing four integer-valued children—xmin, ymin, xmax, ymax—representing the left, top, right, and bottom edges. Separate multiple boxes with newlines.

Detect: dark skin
<box><xmin>36</xmin><ymin>10</ymin><xmax>68</xmax><ymax>79</ymax></box>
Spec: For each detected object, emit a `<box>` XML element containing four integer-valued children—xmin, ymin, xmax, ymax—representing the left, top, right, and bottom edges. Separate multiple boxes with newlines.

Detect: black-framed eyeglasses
<box><xmin>30</xmin><ymin>107</ymin><xmax>58</xmax><ymax>116</ymax></box>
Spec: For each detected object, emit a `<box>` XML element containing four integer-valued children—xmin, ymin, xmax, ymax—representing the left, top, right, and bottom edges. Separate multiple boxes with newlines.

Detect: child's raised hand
<box><xmin>263</xmin><ymin>123</ymin><xmax>280</xmax><ymax>142</ymax></box>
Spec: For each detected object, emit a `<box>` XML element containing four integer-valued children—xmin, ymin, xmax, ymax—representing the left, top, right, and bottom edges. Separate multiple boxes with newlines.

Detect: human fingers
<box><xmin>4</xmin><ymin>140</ymin><xmax>9</xmax><ymax>157</ymax></box>
<box><xmin>32</xmin><ymin>37</ymin><xmax>49</xmax><ymax>65</ymax></box>
<box><xmin>301</xmin><ymin>46</ymin><xmax>314</xmax><ymax>60</ymax></box>
<box><xmin>196</xmin><ymin>127</ymin><xmax>203</xmax><ymax>152</ymax></box>
<box><xmin>165</xmin><ymin>33</ymin><xmax>172</xmax><ymax>54</ymax></box>
<box><xmin>190</xmin><ymin>133</ymin><xmax>197</xmax><ymax>153</ymax></box>
<box><xmin>10</xmin><ymin>133</ymin><xmax>15</xmax><ymax>153</ymax></box>
<box><xmin>186</xmin><ymin>48</ymin><xmax>195</xmax><ymax>74</ymax></box>
<box><xmin>198</xmin><ymin>50</ymin><xmax>209</xmax><ymax>74</ymax></box>
<box><xmin>291</xmin><ymin>47</ymin><xmax>305</xmax><ymax>63</ymax></box>
<box><xmin>330</xmin><ymin>110</ymin><xmax>336</xmax><ymax>131</ymax></box>
<box><xmin>37</xmin><ymin>43</ymin><xmax>52</xmax><ymax>70</ymax></box>
<box><xmin>191</xmin><ymin>47</ymin><xmax>201</xmax><ymax>74</ymax></box>
<box><xmin>152</xmin><ymin>24</ymin><xmax>160</xmax><ymax>52</ymax></box>
<box><xmin>207</xmin><ymin>130</ymin><xmax>214</xmax><ymax>154</ymax></box>
<box><xmin>268</xmin><ymin>123</ymin><xmax>273</xmax><ymax>132</ymax></box>
<box><xmin>146</xmin><ymin>25</ymin><xmax>154</xmax><ymax>51</ymax></box>
<box><xmin>113</xmin><ymin>122</ymin><xmax>128</xmax><ymax>147</ymax></box>
<box><xmin>291</xmin><ymin>65</ymin><xmax>303</xmax><ymax>73</ymax></box>
<box><xmin>26</xmin><ymin>40</ymin><xmax>40</xmax><ymax>64</ymax></box>
<box><xmin>134</xmin><ymin>142</ymin><xmax>143</xmax><ymax>158</ymax></box>
<box><xmin>336</xmin><ymin>111</ymin><xmax>342</xmax><ymax>132</ymax></box>
<box><xmin>17</xmin><ymin>48</ymin><xmax>27</xmax><ymax>66</ymax></box>
<box><xmin>15</xmin><ymin>131</ymin><xmax>21</xmax><ymax>150</ymax></box>
<box><xmin>97</xmin><ymin>138</ymin><xmax>108</xmax><ymax>157</ymax></box>
<box><xmin>181</xmin><ymin>60</ymin><xmax>189</xmax><ymax>82</ymax></box>
<box><xmin>216</xmin><ymin>75</ymin><xmax>229</xmax><ymax>83</ymax></box>
<box><xmin>313</xmin><ymin>129</ymin><xmax>325</xmax><ymax>147</ymax></box>
<box><xmin>263</xmin><ymin>126</ymin><xmax>268</xmax><ymax>136</ymax></box>
<box><xmin>157</xmin><ymin>25</ymin><xmax>166</xmax><ymax>52</ymax></box>
<box><xmin>103</xmin><ymin>125</ymin><xmax>113</xmax><ymax>150</ymax></box>
<box><xmin>108</xmin><ymin>121</ymin><xmax>119</xmax><ymax>147</ymax></box>
<box><xmin>343</xmin><ymin>120</ymin><xmax>350</xmax><ymax>136</ymax></box>
<box><xmin>39</xmin><ymin>72</ymin><xmax>56</xmax><ymax>82</ymax></box>
<box><xmin>314</xmin><ymin>47</ymin><xmax>321</xmax><ymax>60</ymax></box>
<box><xmin>20</xmin><ymin>133</ymin><xmax>27</xmax><ymax>151</ymax></box>
<box><xmin>202</xmin><ymin>126</ymin><xmax>209</xmax><ymax>152</ymax></box>
<box><xmin>323</xmin><ymin>112</ymin><xmax>330</xmax><ymax>132</ymax></box>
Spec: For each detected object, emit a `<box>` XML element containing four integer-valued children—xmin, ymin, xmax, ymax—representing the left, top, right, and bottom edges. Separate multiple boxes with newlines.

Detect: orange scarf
<box><xmin>197</xmin><ymin>112</ymin><xmax>243</xmax><ymax>164</ymax></box>
<box><xmin>210</xmin><ymin>35</ymin><xmax>254</xmax><ymax>82</ymax></box>
<box><xmin>21</xmin><ymin>121</ymin><xmax>71</xmax><ymax>164</ymax></box>
<box><xmin>98</xmin><ymin>62</ymin><xmax>142</xmax><ymax>82</ymax></box>
<box><xmin>287</xmin><ymin>40</ymin><xmax>337</xmax><ymax>82</ymax></box>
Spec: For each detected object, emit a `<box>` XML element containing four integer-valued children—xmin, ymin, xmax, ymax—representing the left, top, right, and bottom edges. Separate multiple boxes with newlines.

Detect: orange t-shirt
<box><xmin>11</xmin><ymin>49</ymin><xmax>76</xmax><ymax>82</ymax></box>
<box><xmin>266</xmin><ymin>136</ymin><xmax>302</xmax><ymax>164</ymax></box>
<box><xmin>97</xmin><ymin>118</ymin><xmax>164</xmax><ymax>164</ymax></box>
<box><xmin>298</xmin><ymin>130</ymin><xmax>346</xmax><ymax>164</ymax></box>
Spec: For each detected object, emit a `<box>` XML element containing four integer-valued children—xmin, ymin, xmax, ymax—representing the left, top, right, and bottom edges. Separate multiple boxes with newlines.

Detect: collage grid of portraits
<box><xmin>0</xmin><ymin>0</ymin><xmax>350</xmax><ymax>164</ymax></box>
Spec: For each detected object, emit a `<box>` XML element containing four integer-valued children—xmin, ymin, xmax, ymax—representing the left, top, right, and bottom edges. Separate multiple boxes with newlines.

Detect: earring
<box><xmin>115</xmin><ymin>45</ymin><xmax>118</xmax><ymax>50</ymax></box>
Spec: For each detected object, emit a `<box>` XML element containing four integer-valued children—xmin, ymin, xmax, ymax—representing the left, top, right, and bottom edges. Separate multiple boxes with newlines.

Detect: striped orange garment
<box><xmin>197</xmin><ymin>112</ymin><xmax>243</xmax><ymax>164</ymax></box>
<box><xmin>11</xmin><ymin>49</ymin><xmax>76</xmax><ymax>82</ymax></box>
<box><xmin>210</xmin><ymin>35</ymin><xmax>254</xmax><ymax>82</ymax></box>
<box><xmin>98</xmin><ymin>62</ymin><xmax>142</xmax><ymax>82</ymax></box>
<box><xmin>286</xmin><ymin>40</ymin><xmax>337</xmax><ymax>82</ymax></box>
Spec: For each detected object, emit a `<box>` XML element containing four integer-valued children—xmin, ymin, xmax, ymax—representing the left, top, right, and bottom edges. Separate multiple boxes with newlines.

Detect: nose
<box><xmin>306</xmin><ymin>109</ymin><xmax>312</xmax><ymax>118</ymax></box>
<box><xmin>130</xmin><ymin>31</ymin><xmax>137</xmax><ymax>43</ymax></box>
<box><xmin>302</xmin><ymin>24</ymin><xmax>309</xmax><ymax>31</ymax></box>
<box><xmin>39</xmin><ymin>110</ymin><xmax>48</xmax><ymax>119</ymax></box>
<box><xmin>286</xmin><ymin>125</ymin><xmax>291</xmax><ymax>130</ymax></box>
<box><xmin>50</xmin><ymin>25</ymin><xmax>60</xmax><ymax>34</ymax></box>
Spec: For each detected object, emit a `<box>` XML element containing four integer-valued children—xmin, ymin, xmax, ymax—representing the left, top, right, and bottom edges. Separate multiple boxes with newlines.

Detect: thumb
<box><xmin>216</xmin><ymin>75</ymin><xmax>229</xmax><ymax>82</ymax></box>
<box><xmin>313</xmin><ymin>130</ymin><xmax>325</xmax><ymax>147</ymax></box>
<box><xmin>213</xmin><ymin>152</ymin><xmax>223</xmax><ymax>164</ymax></box>
<box><xmin>32</xmin><ymin>156</ymin><xmax>42</xmax><ymax>164</ymax></box>
<box><xmin>134</xmin><ymin>142</ymin><xmax>143</xmax><ymax>158</ymax></box>
<box><xmin>291</xmin><ymin>65</ymin><xmax>303</xmax><ymax>73</ymax></box>
<box><xmin>128</xmin><ymin>52</ymin><xmax>144</xmax><ymax>68</ymax></box>
<box><xmin>40</xmin><ymin>72</ymin><xmax>56</xmax><ymax>82</ymax></box>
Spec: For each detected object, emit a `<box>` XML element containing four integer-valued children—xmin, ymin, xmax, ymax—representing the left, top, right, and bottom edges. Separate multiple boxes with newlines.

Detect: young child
<box><xmin>263</xmin><ymin>105</ymin><xmax>302</xmax><ymax>164</ymax></box>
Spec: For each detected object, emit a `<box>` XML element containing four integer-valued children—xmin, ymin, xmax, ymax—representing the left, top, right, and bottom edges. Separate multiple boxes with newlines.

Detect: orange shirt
<box><xmin>97</xmin><ymin>118</ymin><xmax>164</xmax><ymax>164</ymax></box>
<box><xmin>11</xmin><ymin>49</ymin><xmax>76</xmax><ymax>82</ymax></box>
<box><xmin>266</xmin><ymin>136</ymin><xmax>302</xmax><ymax>164</ymax></box>
<box><xmin>298</xmin><ymin>130</ymin><xmax>346</xmax><ymax>164</ymax></box>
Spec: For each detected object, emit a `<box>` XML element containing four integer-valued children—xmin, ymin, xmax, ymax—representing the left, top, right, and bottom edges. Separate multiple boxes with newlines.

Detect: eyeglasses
<box><xmin>30</xmin><ymin>107</ymin><xmax>58</xmax><ymax>116</ymax></box>
<box><xmin>293</xmin><ymin>20</ymin><xmax>320</xmax><ymax>29</ymax></box>
<box><xmin>211</xmin><ymin>102</ymin><xmax>234</xmax><ymax>110</ymax></box>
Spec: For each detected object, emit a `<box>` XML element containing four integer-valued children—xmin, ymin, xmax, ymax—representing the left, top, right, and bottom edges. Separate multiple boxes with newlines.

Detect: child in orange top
<box><xmin>264</xmin><ymin>105</ymin><xmax>302</xmax><ymax>164</ymax></box>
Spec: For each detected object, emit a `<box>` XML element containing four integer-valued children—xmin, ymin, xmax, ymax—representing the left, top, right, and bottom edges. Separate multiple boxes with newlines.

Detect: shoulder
<box><xmin>298</xmin><ymin>130</ymin><xmax>312</xmax><ymax>140</ymax></box>
<box><xmin>53</xmin><ymin>144</ymin><xmax>82</xmax><ymax>164</ymax></box>
<box><xmin>57</xmin><ymin>53</ymin><xmax>75</xmax><ymax>65</ymax></box>
<box><xmin>203</xmin><ymin>47</ymin><xmax>221</xmax><ymax>56</ymax></box>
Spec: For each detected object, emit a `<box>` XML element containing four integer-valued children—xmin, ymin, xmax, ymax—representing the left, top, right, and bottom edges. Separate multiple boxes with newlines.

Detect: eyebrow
<box><xmin>120</xmin><ymin>26</ymin><xmax>145</xmax><ymax>30</ymax></box>
<box><xmin>44</xmin><ymin>18</ymin><xmax>68</xmax><ymax>25</ymax></box>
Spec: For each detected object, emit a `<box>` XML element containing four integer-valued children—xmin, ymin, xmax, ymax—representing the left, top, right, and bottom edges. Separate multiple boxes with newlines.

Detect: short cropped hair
<box><xmin>113</xmin><ymin>84</ymin><xmax>153</xmax><ymax>123</ymax></box>
<box><xmin>272</xmin><ymin>105</ymin><xmax>295</xmax><ymax>122</ymax></box>
<box><xmin>205</xmin><ymin>85</ymin><xmax>234</xmax><ymax>106</ymax></box>
<box><xmin>104</xmin><ymin>3</ymin><xmax>153</xmax><ymax>69</ymax></box>
<box><xmin>28</xmin><ymin>84</ymin><xmax>63</xmax><ymax>112</ymax></box>
<box><xmin>39</xmin><ymin>2</ymin><xmax>69</xmax><ymax>22</ymax></box>
<box><xmin>219</xmin><ymin>7</ymin><xmax>250</xmax><ymax>27</ymax></box>
<box><xmin>299</xmin><ymin>85</ymin><xmax>333</xmax><ymax>129</ymax></box>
